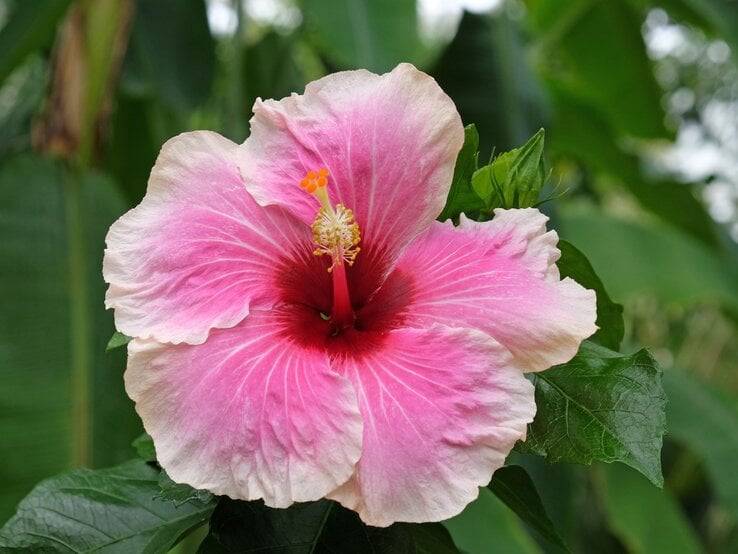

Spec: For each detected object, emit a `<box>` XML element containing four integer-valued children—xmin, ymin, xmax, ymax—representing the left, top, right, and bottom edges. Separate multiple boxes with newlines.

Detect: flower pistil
<box><xmin>299</xmin><ymin>168</ymin><xmax>361</xmax><ymax>329</ymax></box>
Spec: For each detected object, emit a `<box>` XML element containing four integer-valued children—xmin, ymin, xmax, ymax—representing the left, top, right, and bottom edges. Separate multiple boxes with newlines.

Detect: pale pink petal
<box><xmin>392</xmin><ymin>208</ymin><xmax>597</xmax><ymax>372</ymax></box>
<box><xmin>237</xmin><ymin>63</ymin><xmax>464</xmax><ymax>267</ymax></box>
<box><xmin>327</xmin><ymin>325</ymin><xmax>535</xmax><ymax>527</ymax></box>
<box><xmin>125</xmin><ymin>309</ymin><xmax>363</xmax><ymax>507</ymax></box>
<box><xmin>104</xmin><ymin>131</ymin><xmax>312</xmax><ymax>344</ymax></box>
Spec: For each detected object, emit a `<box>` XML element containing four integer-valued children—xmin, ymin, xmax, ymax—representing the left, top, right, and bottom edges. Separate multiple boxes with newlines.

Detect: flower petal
<box><xmin>237</xmin><ymin>63</ymin><xmax>464</xmax><ymax>264</ymax></box>
<box><xmin>393</xmin><ymin>208</ymin><xmax>597</xmax><ymax>372</ymax></box>
<box><xmin>125</xmin><ymin>309</ymin><xmax>363</xmax><ymax>507</ymax></box>
<box><xmin>327</xmin><ymin>325</ymin><xmax>535</xmax><ymax>526</ymax></box>
<box><xmin>104</xmin><ymin>131</ymin><xmax>311</xmax><ymax>344</ymax></box>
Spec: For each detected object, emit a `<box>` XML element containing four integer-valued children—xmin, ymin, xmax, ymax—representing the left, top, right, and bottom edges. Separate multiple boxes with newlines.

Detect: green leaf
<box><xmin>507</xmin><ymin>454</ymin><xmax>587</xmax><ymax>551</ymax></box>
<box><xmin>132</xmin><ymin>433</ymin><xmax>156</xmax><ymax>463</ymax></box>
<box><xmin>438</xmin><ymin>124</ymin><xmax>484</xmax><ymax>221</ymax></box>
<box><xmin>558</xmin><ymin>209</ymin><xmax>738</xmax><ymax>313</ymax></box>
<box><xmin>472</xmin><ymin>129</ymin><xmax>546</xmax><ymax>210</ymax></box>
<box><xmin>664</xmin><ymin>371</ymin><xmax>738</xmax><ymax>520</ymax></box>
<box><xmin>518</xmin><ymin>341</ymin><xmax>667</xmax><ymax>487</ymax></box>
<box><xmin>432</xmin><ymin>11</ymin><xmax>546</xmax><ymax>158</ymax></box>
<box><xmin>549</xmin><ymin>86</ymin><xmax>718</xmax><ymax>246</ymax></box>
<box><xmin>489</xmin><ymin>466</ymin><xmax>569</xmax><ymax>552</ymax></box>
<box><xmin>444</xmin><ymin>488</ymin><xmax>542</xmax><ymax>554</ymax></box>
<box><xmin>243</xmin><ymin>32</ymin><xmax>316</xmax><ymax>114</ymax></box>
<box><xmin>107</xmin><ymin>330</ymin><xmax>132</xmax><ymax>351</ymax></box>
<box><xmin>302</xmin><ymin>0</ymin><xmax>426</xmax><ymax>72</ymax></box>
<box><xmin>595</xmin><ymin>463</ymin><xmax>702</xmax><ymax>554</ymax></box>
<box><xmin>130</xmin><ymin>434</ymin><xmax>216</xmax><ymax>509</ymax></box>
<box><xmin>106</xmin><ymin>93</ymin><xmax>159</xmax><ymax>203</ymax></box>
<box><xmin>556</xmin><ymin>240</ymin><xmax>624</xmax><ymax>351</ymax></box>
<box><xmin>404</xmin><ymin>522</ymin><xmax>460</xmax><ymax>554</ymax></box>
<box><xmin>121</xmin><ymin>0</ymin><xmax>215</xmax><ymax>113</ymax></box>
<box><xmin>532</xmin><ymin>0</ymin><xmax>669</xmax><ymax>139</ymax></box>
<box><xmin>157</xmin><ymin>470</ymin><xmax>215</xmax><ymax>508</ymax></box>
<box><xmin>0</xmin><ymin>0</ymin><xmax>73</xmax><ymax>84</ymax></box>
<box><xmin>198</xmin><ymin>498</ymin><xmax>422</xmax><ymax>553</ymax></box>
<box><xmin>0</xmin><ymin>155</ymin><xmax>141</xmax><ymax>522</ymax></box>
<box><xmin>0</xmin><ymin>459</ymin><xmax>215</xmax><ymax>552</ymax></box>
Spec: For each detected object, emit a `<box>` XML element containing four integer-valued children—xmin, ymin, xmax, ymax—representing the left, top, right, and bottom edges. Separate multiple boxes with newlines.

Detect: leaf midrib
<box><xmin>65</xmin><ymin>173</ymin><xmax>92</xmax><ymax>468</ymax></box>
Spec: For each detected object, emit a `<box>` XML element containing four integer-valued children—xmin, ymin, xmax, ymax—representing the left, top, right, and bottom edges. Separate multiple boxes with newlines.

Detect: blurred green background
<box><xmin>1</xmin><ymin>0</ymin><xmax>737</xmax><ymax>552</ymax></box>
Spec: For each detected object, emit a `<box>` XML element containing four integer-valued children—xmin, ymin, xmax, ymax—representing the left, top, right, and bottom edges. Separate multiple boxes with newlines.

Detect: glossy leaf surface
<box><xmin>302</xmin><ymin>0</ymin><xmax>425</xmax><ymax>72</ymax></box>
<box><xmin>518</xmin><ymin>342</ymin><xmax>666</xmax><ymax>487</ymax></box>
<box><xmin>0</xmin><ymin>460</ymin><xmax>215</xmax><ymax>552</ymax></box>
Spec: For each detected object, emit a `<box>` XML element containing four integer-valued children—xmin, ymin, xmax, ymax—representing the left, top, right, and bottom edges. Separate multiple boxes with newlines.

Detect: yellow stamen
<box><xmin>298</xmin><ymin>168</ymin><xmax>361</xmax><ymax>272</ymax></box>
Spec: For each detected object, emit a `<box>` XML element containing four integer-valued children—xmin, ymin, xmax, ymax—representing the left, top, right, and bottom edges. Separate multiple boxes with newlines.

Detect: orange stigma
<box><xmin>299</xmin><ymin>168</ymin><xmax>329</xmax><ymax>194</ymax></box>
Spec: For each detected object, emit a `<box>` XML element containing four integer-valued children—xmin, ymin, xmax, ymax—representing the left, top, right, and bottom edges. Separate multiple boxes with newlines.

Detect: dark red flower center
<box><xmin>274</xmin><ymin>244</ymin><xmax>413</xmax><ymax>359</ymax></box>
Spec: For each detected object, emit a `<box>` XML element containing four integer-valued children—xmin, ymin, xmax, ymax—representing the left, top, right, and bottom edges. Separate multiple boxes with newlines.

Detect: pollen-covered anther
<box><xmin>311</xmin><ymin>204</ymin><xmax>361</xmax><ymax>271</ymax></box>
<box><xmin>298</xmin><ymin>168</ymin><xmax>361</xmax><ymax>271</ymax></box>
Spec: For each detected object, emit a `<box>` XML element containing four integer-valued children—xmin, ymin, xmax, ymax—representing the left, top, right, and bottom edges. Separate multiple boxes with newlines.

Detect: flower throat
<box><xmin>299</xmin><ymin>169</ymin><xmax>361</xmax><ymax>330</ymax></box>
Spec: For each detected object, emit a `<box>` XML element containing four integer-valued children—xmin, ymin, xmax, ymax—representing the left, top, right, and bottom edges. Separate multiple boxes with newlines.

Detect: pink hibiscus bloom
<box><xmin>104</xmin><ymin>64</ymin><xmax>596</xmax><ymax>526</ymax></box>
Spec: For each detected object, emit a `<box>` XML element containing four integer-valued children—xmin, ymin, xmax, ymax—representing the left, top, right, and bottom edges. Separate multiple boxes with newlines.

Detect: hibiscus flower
<box><xmin>103</xmin><ymin>64</ymin><xmax>596</xmax><ymax>527</ymax></box>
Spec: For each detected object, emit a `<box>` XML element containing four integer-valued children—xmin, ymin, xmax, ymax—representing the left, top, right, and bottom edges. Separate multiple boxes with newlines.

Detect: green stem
<box><xmin>66</xmin><ymin>171</ymin><xmax>91</xmax><ymax>467</ymax></box>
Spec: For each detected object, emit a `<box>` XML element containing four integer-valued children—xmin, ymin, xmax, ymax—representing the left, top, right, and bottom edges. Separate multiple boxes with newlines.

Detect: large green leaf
<box><xmin>0</xmin><ymin>155</ymin><xmax>141</xmax><ymax>523</ymax></box>
<box><xmin>302</xmin><ymin>0</ymin><xmax>426</xmax><ymax>72</ymax></box>
<box><xmin>596</xmin><ymin>463</ymin><xmax>703</xmax><ymax>553</ymax></box>
<box><xmin>444</xmin><ymin>488</ymin><xmax>542</xmax><ymax>554</ymax></box>
<box><xmin>432</xmin><ymin>11</ymin><xmax>546</xmax><ymax>158</ymax></box>
<box><xmin>0</xmin><ymin>0</ymin><xmax>72</xmax><ymax>84</ymax></box>
<box><xmin>198</xmin><ymin>498</ymin><xmax>455</xmax><ymax>553</ymax></box>
<box><xmin>664</xmin><ymin>371</ymin><xmax>738</xmax><ymax>520</ymax></box>
<box><xmin>518</xmin><ymin>342</ymin><xmax>667</xmax><ymax>487</ymax></box>
<box><xmin>488</xmin><ymin>466</ymin><xmax>569</xmax><ymax>552</ymax></box>
<box><xmin>157</xmin><ymin>470</ymin><xmax>215</xmax><ymax>508</ymax></box>
<box><xmin>406</xmin><ymin>523</ymin><xmax>460</xmax><ymax>554</ymax></box>
<box><xmin>0</xmin><ymin>459</ymin><xmax>215</xmax><ymax>552</ymax></box>
<box><xmin>558</xmin><ymin>209</ymin><xmax>738</xmax><ymax>312</ymax></box>
<box><xmin>531</xmin><ymin>0</ymin><xmax>668</xmax><ymax>139</ymax></box>
<box><xmin>105</xmin><ymin>93</ymin><xmax>159</xmax><ymax>203</ymax></box>
<box><xmin>121</xmin><ymin>0</ymin><xmax>215</xmax><ymax>113</ymax></box>
<box><xmin>507</xmin><ymin>454</ymin><xmax>595</xmax><ymax>552</ymax></box>
<box><xmin>221</xmin><ymin>30</ymin><xmax>321</xmax><ymax>142</ymax></box>
<box><xmin>557</xmin><ymin>240</ymin><xmax>624</xmax><ymax>351</ymax></box>
<box><xmin>243</xmin><ymin>31</ymin><xmax>314</xmax><ymax>113</ymax></box>
<box><xmin>549</xmin><ymin>85</ymin><xmax>718</xmax><ymax>246</ymax></box>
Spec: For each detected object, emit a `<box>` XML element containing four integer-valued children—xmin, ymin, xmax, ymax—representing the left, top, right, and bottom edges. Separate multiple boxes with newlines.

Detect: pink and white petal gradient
<box><xmin>237</xmin><ymin>63</ymin><xmax>464</xmax><ymax>266</ymax></box>
<box><xmin>125</xmin><ymin>309</ymin><xmax>363</xmax><ymax>507</ymax></box>
<box><xmin>396</xmin><ymin>208</ymin><xmax>598</xmax><ymax>373</ymax></box>
<box><xmin>104</xmin><ymin>131</ymin><xmax>311</xmax><ymax>345</ymax></box>
<box><xmin>327</xmin><ymin>325</ymin><xmax>535</xmax><ymax>527</ymax></box>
